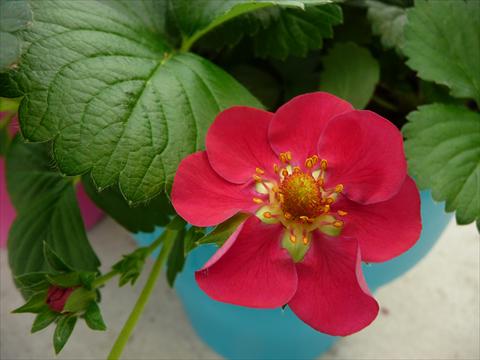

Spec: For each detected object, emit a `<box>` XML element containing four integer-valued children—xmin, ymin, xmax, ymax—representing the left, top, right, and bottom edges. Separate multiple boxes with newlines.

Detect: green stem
<box><xmin>371</xmin><ymin>95</ymin><xmax>399</xmax><ymax>112</ymax></box>
<box><xmin>91</xmin><ymin>270</ymin><xmax>119</xmax><ymax>288</ymax></box>
<box><xmin>106</xmin><ymin>226</ymin><xmax>178</xmax><ymax>360</ymax></box>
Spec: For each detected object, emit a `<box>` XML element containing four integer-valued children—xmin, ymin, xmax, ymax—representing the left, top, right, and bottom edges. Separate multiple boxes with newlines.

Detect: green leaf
<box><xmin>403</xmin><ymin>104</ymin><xmax>480</xmax><ymax>226</ymax></box>
<box><xmin>113</xmin><ymin>248</ymin><xmax>149</xmax><ymax>287</ymax></box>
<box><xmin>31</xmin><ymin>310</ymin><xmax>58</xmax><ymax>333</ymax></box>
<box><xmin>53</xmin><ymin>315</ymin><xmax>77</xmax><ymax>354</ymax></box>
<box><xmin>12</xmin><ymin>291</ymin><xmax>47</xmax><ymax>314</ymax></box>
<box><xmin>366</xmin><ymin>0</ymin><xmax>406</xmax><ymax>54</ymax></box>
<box><xmin>84</xmin><ymin>302</ymin><xmax>106</xmax><ymax>331</ymax></box>
<box><xmin>166</xmin><ymin>228</ymin><xmax>186</xmax><ymax>287</ymax></box>
<box><xmin>63</xmin><ymin>288</ymin><xmax>97</xmax><ymax>313</ymax></box>
<box><xmin>252</xmin><ymin>4</ymin><xmax>343</xmax><ymax>59</ymax></box>
<box><xmin>320</xmin><ymin>42</ymin><xmax>380</xmax><ymax>109</ymax></box>
<box><xmin>172</xmin><ymin>0</ymin><xmax>329</xmax><ymax>51</ymax></box>
<box><xmin>82</xmin><ymin>175</ymin><xmax>173</xmax><ymax>233</ymax></box>
<box><xmin>4</xmin><ymin>0</ymin><xmax>261</xmax><ymax>203</ymax></box>
<box><xmin>6</xmin><ymin>136</ymin><xmax>100</xmax><ymax>278</ymax></box>
<box><xmin>197</xmin><ymin>213</ymin><xmax>249</xmax><ymax>247</ymax></box>
<box><xmin>0</xmin><ymin>0</ymin><xmax>32</xmax><ymax>72</ymax></box>
<box><xmin>403</xmin><ymin>0</ymin><xmax>480</xmax><ymax>105</ymax></box>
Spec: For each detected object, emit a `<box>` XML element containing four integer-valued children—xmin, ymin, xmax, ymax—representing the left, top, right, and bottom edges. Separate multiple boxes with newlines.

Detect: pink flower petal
<box><xmin>196</xmin><ymin>216</ymin><xmax>298</xmax><ymax>308</ymax></box>
<box><xmin>171</xmin><ymin>152</ymin><xmax>257</xmax><ymax>227</ymax></box>
<box><xmin>317</xmin><ymin>110</ymin><xmax>407</xmax><ymax>204</ymax></box>
<box><xmin>206</xmin><ymin>107</ymin><xmax>278</xmax><ymax>184</ymax></box>
<box><xmin>337</xmin><ymin>176</ymin><xmax>422</xmax><ymax>262</ymax></box>
<box><xmin>269</xmin><ymin>92</ymin><xmax>353</xmax><ymax>162</ymax></box>
<box><xmin>289</xmin><ymin>235</ymin><xmax>379</xmax><ymax>336</ymax></box>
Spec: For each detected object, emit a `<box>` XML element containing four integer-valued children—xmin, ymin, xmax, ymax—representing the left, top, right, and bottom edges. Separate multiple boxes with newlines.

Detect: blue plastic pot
<box><xmin>133</xmin><ymin>190</ymin><xmax>451</xmax><ymax>360</ymax></box>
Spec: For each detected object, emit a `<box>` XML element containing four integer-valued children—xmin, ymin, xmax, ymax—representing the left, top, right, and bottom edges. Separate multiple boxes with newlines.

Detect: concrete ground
<box><xmin>1</xmin><ymin>217</ymin><xmax>479</xmax><ymax>360</ymax></box>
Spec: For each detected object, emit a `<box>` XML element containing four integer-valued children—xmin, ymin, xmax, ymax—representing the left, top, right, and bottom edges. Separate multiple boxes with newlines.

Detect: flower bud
<box><xmin>46</xmin><ymin>286</ymin><xmax>74</xmax><ymax>313</ymax></box>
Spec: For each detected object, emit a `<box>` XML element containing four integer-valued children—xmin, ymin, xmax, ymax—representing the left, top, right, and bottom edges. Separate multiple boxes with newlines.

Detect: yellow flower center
<box><xmin>252</xmin><ymin>152</ymin><xmax>348</xmax><ymax>262</ymax></box>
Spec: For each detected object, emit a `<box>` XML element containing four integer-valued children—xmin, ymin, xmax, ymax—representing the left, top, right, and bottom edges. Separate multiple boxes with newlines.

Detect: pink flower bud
<box><xmin>46</xmin><ymin>286</ymin><xmax>74</xmax><ymax>312</ymax></box>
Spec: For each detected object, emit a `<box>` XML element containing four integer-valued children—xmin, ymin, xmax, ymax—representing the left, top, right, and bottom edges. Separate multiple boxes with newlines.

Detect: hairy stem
<box><xmin>106</xmin><ymin>218</ymin><xmax>183</xmax><ymax>360</ymax></box>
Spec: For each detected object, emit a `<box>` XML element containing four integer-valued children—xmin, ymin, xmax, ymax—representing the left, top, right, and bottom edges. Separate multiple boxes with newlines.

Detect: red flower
<box><xmin>172</xmin><ymin>92</ymin><xmax>421</xmax><ymax>335</ymax></box>
<box><xmin>46</xmin><ymin>286</ymin><xmax>74</xmax><ymax>313</ymax></box>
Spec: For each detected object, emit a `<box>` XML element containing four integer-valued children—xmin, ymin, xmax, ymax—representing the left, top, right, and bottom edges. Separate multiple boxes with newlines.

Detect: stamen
<box><xmin>334</xmin><ymin>184</ymin><xmax>344</xmax><ymax>193</ymax></box>
<box><xmin>337</xmin><ymin>210</ymin><xmax>348</xmax><ymax>216</ymax></box>
<box><xmin>273</xmin><ymin>164</ymin><xmax>279</xmax><ymax>173</ymax></box>
<box><xmin>284</xmin><ymin>212</ymin><xmax>292</xmax><ymax>220</ymax></box>
<box><xmin>325</xmin><ymin>198</ymin><xmax>334</xmax><ymax>205</ymax></box>
<box><xmin>252</xmin><ymin>197</ymin><xmax>264</xmax><ymax>204</ymax></box>
<box><xmin>293</xmin><ymin>166</ymin><xmax>301</xmax><ymax>174</ymax></box>
<box><xmin>290</xmin><ymin>234</ymin><xmax>296</xmax><ymax>243</ymax></box>
<box><xmin>333</xmin><ymin>220</ymin><xmax>344</xmax><ymax>228</ymax></box>
<box><xmin>280</xmin><ymin>151</ymin><xmax>292</xmax><ymax>164</ymax></box>
<box><xmin>281</xmin><ymin>169</ymin><xmax>289</xmax><ymax>178</ymax></box>
<box><xmin>323</xmin><ymin>204</ymin><xmax>331</xmax><ymax>213</ymax></box>
<box><xmin>302</xmin><ymin>235</ymin><xmax>309</xmax><ymax>245</ymax></box>
<box><xmin>253</xmin><ymin>174</ymin><xmax>262</xmax><ymax>182</ymax></box>
<box><xmin>320</xmin><ymin>159</ymin><xmax>328</xmax><ymax>170</ymax></box>
<box><xmin>305</xmin><ymin>155</ymin><xmax>319</xmax><ymax>169</ymax></box>
<box><xmin>256</xmin><ymin>167</ymin><xmax>265</xmax><ymax>175</ymax></box>
<box><xmin>264</xmin><ymin>212</ymin><xmax>272</xmax><ymax>218</ymax></box>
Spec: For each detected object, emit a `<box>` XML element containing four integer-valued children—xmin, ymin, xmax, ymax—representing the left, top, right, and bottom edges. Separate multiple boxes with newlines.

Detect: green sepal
<box><xmin>63</xmin><ymin>288</ymin><xmax>96</xmax><ymax>313</ymax></box>
<box><xmin>84</xmin><ymin>302</ymin><xmax>106</xmax><ymax>331</ymax></box>
<box><xmin>197</xmin><ymin>213</ymin><xmax>249</xmax><ymax>247</ymax></box>
<box><xmin>281</xmin><ymin>228</ymin><xmax>311</xmax><ymax>263</ymax></box>
<box><xmin>31</xmin><ymin>310</ymin><xmax>59</xmax><ymax>333</ymax></box>
<box><xmin>53</xmin><ymin>315</ymin><xmax>77</xmax><ymax>354</ymax></box>
<box><xmin>15</xmin><ymin>272</ymin><xmax>49</xmax><ymax>291</ymax></box>
<box><xmin>79</xmin><ymin>272</ymin><xmax>97</xmax><ymax>290</ymax></box>
<box><xmin>47</xmin><ymin>273</ymin><xmax>80</xmax><ymax>288</ymax></box>
<box><xmin>166</xmin><ymin>227</ymin><xmax>186</xmax><ymax>287</ymax></box>
<box><xmin>183</xmin><ymin>227</ymin><xmax>204</xmax><ymax>256</ymax></box>
<box><xmin>43</xmin><ymin>242</ymin><xmax>73</xmax><ymax>272</ymax></box>
<box><xmin>12</xmin><ymin>291</ymin><xmax>48</xmax><ymax>314</ymax></box>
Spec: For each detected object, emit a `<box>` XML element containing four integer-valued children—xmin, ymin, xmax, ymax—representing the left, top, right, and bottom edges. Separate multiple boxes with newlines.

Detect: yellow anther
<box><xmin>317</xmin><ymin>178</ymin><xmax>324</xmax><ymax>186</ymax></box>
<box><xmin>299</xmin><ymin>216</ymin><xmax>313</xmax><ymax>223</ymax></box>
<box><xmin>280</xmin><ymin>151</ymin><xmax>292</xmax><ymax>163</ymax></box>
<box><xmin>333</xmin><ymin>220</ymin><xmax>344</xmax><ymax>228</ymax></box>
<box><xmin>253</xmin><ymin>174</ymin><xmax>262</xmax><ymax>182</ymax></box>
<box><xmin>323</xmin><ymin>204</ymin><xmax>331</xmax><ymax>213</ymax></box>
<box><xmin>252</xmin><ymin>197</ymin><xmax>264</xmax><ymax>204</ymax></box>
<box><xmin>337</xmin><ymin>210</ymin><xmax>348</xmax><ymax>216</ymax></box>
<box><xmin>293</xmin><ymin>166</ymin><xmax>301</xmax><ymax>174</ymax></box>
<box><xmin>290</xmin><ymin>234</ymin><xmax>296</xmax><ymax>243</ymax></box>
<box><xmin>264</xmin><ymin>212</ymin><xmax>272</xmax><ymax>218</ymax></box>
<box><xmin>334</xmin><ymin>184</ymin><xmax>344</xmax><ymax>193</ymax></box>
<box><xmin>256</xmin><ymin>167</ymin><xmax>265</xmax><ymax>175</ymax></box>
<box><xmin>284</xmin><ymin>212</ymin><xmax>292</xmax><ymax>220</ymax></box>
<box><xmin>320</xmin><ymin>159</ymin><xmax>328</xmax><ymax>170</ymax></box>
<box><xmin>273</xmin><ymin>164</ymin><xmax>279</xmax><ymax>173</ymax></box>
<box><xmin>303</xmin><ymin>236</ymin><xmax>309</xmax><ymax>245</ymax></box>
<box><xmin>281</xmin><ymin>169</ymin><xmax>289</xmax><ymax>178</ymax></box>
<box><xmin>325</xmin><ymin>198</ymin><xmax>334</xmax><ymax>205</ymax></box>
<box><xmin>278</xmin><ymin>193</ymin><xmax>285</xmax><ymax>203</ymax></box>
<box><xmin>305</xmin><ymin>155</ymin><xmax>319</xmax><ymax>168</ymax></box>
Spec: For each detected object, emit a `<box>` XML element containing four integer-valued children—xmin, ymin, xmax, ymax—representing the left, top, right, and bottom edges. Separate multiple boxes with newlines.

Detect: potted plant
<box><xmin>1</xmin><ymin>0</ymin><xmax>477</xmax><ymax>359</ymax></box>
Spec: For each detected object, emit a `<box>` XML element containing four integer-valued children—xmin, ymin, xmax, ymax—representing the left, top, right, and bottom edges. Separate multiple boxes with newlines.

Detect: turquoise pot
<box><xmin>133</xmin><ymin>190</ymin><xmax>451</xmax><ymax>360</ymax></box>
